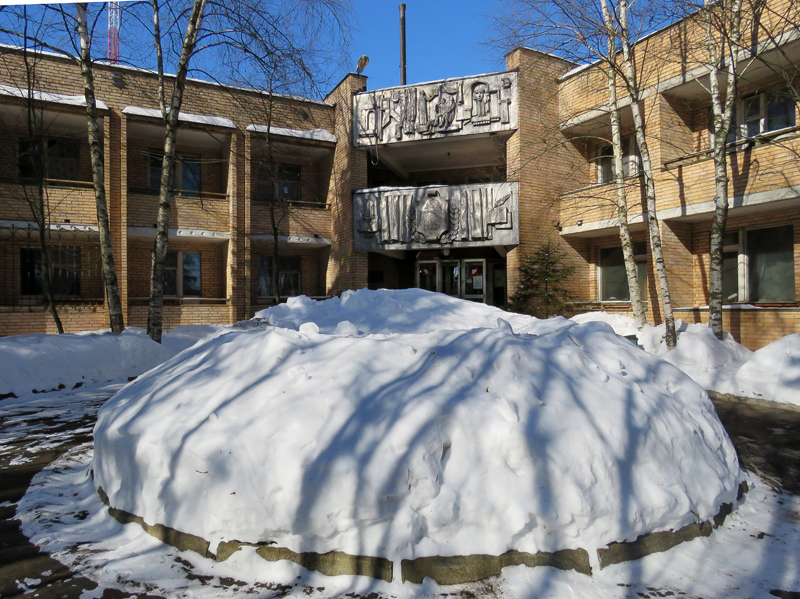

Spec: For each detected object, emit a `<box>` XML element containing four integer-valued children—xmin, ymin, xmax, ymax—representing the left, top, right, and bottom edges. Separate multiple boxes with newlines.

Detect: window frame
<box><xmin>596</xmin><ymin>137</ymin><xmax>640</xmax><ymax>185</ymax></box>
<box><xmin>257</xmin><ymin>255</ymin><xmax>302</xmax><ymax>299</ymax></box>
<box><xmin>724</xmin><ymin>91</ymin><xmax>797</xmax><ymax>146</ymax></box>
<box><xmin>149</xmin><ymin>151</ymin><xmax>202</xmax><ymax>197</ymax></box>
<box><xmin>19</xmin><ymin>246</ymin><xmax>82</xmax><ymax>299</ymax></box>
<box><xmin>18</xmin><ymin>136</ymin><xmax>81</xmax><ymax>182</ymax></box>
<box><xmin>597</xmin><ymin>242</ymin><xmax>648</xmax><ymax>303</ymax></box>
<box><xmin>254</xmin><ymin>163</ymin><xmax>302</xmax><ymax>204</ymax></box>
<box><xmin>719</xmin><ymin>224</ymin><xmax>796</xmax><ymax>304</ymax></box>
<box><xmin>164</xmin><ymin>250</ymin><xmax>202</xmax><ymax>298</ymax></box>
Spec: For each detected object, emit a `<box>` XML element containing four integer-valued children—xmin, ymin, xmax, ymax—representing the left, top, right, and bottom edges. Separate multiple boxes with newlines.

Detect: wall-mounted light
<box><xmin>442</xmin><ymin>248</ymin><xmax>451</xmax><ymax>256</ymax></box>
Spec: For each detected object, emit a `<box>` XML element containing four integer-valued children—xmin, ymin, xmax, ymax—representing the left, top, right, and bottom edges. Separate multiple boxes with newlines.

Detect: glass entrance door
<box><xmin>416</xmin><ymin>259</ymin><xmax>493</xmax><ymax>303</ymax></box>
<box><xmin>441</xmin><ymin>261</ymin><xmax>460</xmax><ymax>297</ymax></box>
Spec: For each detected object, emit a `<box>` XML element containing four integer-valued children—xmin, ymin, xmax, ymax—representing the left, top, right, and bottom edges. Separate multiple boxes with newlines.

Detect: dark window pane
<box><xmin>20</xmin><ymin>248</ymin><xmax>42</xmax><ymax>295</ymax></box>
<box><xmin>165</xmin><ymin>251</ymin><xmax>178</xmax><ymax>295</ymax></box>
<box><xmin>598</xmin><ymin>145</ymin><xmax>613</xmax><ymax>184</ymax></box>
<box><xmin>18</xmin><ymin>139</ymin><xmax>44</xmax><ymax>179</ymax></box>
<box><xmin>600</xmin><ymin>246</ymin><xmax>629</xmax><ymax>301</ymax></box>
<box><xmin>149</xmin><ymin>153</ymin><xmax>163</xmax><ymax>191</ymax></box>
<box><xmin>722</xmin><ymin>250</ymin><xmax>739</xmax><ymax>303</ymax></box>
<box><xmin>766</xmin><ymin>96</ymin><xmax>795</xmax><ymax>132</ymax></box>
<box><xmin>748</xmin><ymin>225</ymin><xmax>795</xmax><ymax>301</ymax></box>
<box><xmin>47</xmin><ymin>138</ymin><xmax>80</xmax><ymax>180</ymax></box>
<box><xmin>418</xmin><ymin>263</ymin><xmax>437</xmax><ymax>292</ymax></box>
<box><xmin>182</xmin><ymin>252</ymin><xmax>202</xmax><ymax>296</ymax></box>
<box><xmin>181</xmin><ymin>156</ymin><xmax>201</xmax><ymax>197</ymax></box>
<box><xmin>258</xmin><ymin>255</ymin><xmax>301</xmax><ymax>296</ymax></box>
<box><xmin>51</xmin><ymin>247</ymin><xmax>81</xmax><ymax>296</ymax></box>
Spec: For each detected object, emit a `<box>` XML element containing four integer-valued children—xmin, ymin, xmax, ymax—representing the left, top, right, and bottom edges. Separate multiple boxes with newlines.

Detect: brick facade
<box><xmin>2</xmin><ymin>2</ymin><xmax>800</xmax><ymax>350</ymax></box>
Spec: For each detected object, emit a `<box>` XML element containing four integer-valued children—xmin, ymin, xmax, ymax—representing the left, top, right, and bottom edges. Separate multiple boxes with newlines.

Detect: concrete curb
<box><xmin>96</xmin><ymin>481</ymin><xmax>747</xmax><ymax>585</ymax></box>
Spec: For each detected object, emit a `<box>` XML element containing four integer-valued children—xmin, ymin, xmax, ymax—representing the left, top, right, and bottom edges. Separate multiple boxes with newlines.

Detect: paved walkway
<box><xmin>0</xmin><ymin>389</ymin><xmax>798</xmax><ymax>598</ymax></box>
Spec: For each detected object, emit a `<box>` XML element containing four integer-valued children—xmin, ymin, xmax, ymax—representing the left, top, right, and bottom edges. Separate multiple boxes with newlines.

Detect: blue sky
<box><xmin>1</xmin><ymin>0</ymin><xmax>511</xmax><ymax>95</ymax></box>
<box><xmin>349</xmin><ymin>0</ymin><xmax>507</xmax><ymax>91</ymax></box>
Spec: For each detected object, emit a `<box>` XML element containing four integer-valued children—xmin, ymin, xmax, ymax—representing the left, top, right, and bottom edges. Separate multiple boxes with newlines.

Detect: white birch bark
<box><xmin>147</xmin><ymin>0</ymin><xmax>209</xmax><ymax>342</ymax></box>
<box><xmin>76</xmin><ymin>3</ymin><xmax>125</xmax><ymax>334</ymax></box>
<box><xmin>705</xmin><ymin>0</ymin><xmax>742</xmax><ymax>340</ymax></box>
<box><xmin>600</xmin><ymin>0</ymin><xmax>647</xmax><ymax>330</ymax></box>
<box><xmin>618</xmin><ymin>0</ymin><xmax>677</xmax><ymax>349</ymax></box>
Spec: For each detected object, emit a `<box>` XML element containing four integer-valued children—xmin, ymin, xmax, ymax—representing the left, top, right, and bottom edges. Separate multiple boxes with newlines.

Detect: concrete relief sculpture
<box><xmin>354</xmin><ymin>72</ymin><xmax>518</xmax><ymax>146</ymax></box>
<box><xmin>354</xmin><ymin>182</ymin><xmax>519</xmax><ymax>251</ymax></box>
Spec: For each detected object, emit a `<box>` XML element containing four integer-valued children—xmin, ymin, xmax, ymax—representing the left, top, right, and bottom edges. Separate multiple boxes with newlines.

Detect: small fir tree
<box><xmin>509</xmin><ymin>241</ymin><xmax>575</xmax><ymax>318</ymax></box>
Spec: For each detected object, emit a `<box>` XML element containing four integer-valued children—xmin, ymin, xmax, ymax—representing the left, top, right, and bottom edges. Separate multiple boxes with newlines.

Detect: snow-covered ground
<box><xmin>1</xmin><ymin>290</ymin><xmax>799</xmax><ymax>598</ymax></box>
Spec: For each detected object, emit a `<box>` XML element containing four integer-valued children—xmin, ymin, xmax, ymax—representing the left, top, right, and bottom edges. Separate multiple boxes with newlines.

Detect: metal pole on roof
<box><xmin>399</xmin><ymin>4</ymin><xmax>407</xmax><ymax>85</ymax></box>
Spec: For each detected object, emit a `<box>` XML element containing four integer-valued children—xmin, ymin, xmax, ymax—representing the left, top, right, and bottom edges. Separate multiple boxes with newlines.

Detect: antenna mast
<box><xmin>108</xmin><ymin>1</ymin><xmax>120</xmax><ymax>64</ymax></box>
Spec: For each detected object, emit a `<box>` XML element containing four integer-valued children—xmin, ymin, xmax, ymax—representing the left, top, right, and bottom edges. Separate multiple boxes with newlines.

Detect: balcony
<box><xmin>353</xmin><ymin>182</ymin><xmax>518</xmax><ymax>252</ymax></box>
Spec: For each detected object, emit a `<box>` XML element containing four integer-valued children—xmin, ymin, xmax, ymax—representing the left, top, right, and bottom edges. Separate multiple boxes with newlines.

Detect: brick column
<box><xmin>323</xmin><ymin>73</ymin><xmax>369</xmax><ymax>296</ymax></box>
<box><xmin>227</xmin><ymin>130</ymin><xmax>248</xmax><ymax>322</ymax></box>
<box><xmin>504</xmin><ymin>48</ymin><xmax>585</xmax><ymax>299</ymax></box>
<box><xmin>106</xmin><ymin>109</ymin><xmax>129</xmax><ymax>321</ymax></box>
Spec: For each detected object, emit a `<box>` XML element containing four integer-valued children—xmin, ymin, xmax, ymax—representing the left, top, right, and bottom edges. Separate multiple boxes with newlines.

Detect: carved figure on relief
<box><xmin>471</xmin><ymin>82</ymin><xmax>491</xmax><ymax>125</ymax></box>
<box><xmin>499</xmin><ymin>77</ymin><xmax>512</xmax><ymax>125</ymax></box>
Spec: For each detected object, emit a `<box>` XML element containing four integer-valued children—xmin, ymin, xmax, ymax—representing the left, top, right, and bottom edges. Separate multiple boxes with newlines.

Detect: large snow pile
<box><xmin>0</xmin><ymin>325</ymin><xmax>223</xmax><ymax>398</ymax></box>
<box><xmin>572</xmin><ymin>312</ymin><xmax>800</xmax><ymax>406</ymax></box>
<box><xmin>93</xmin><ymin>290</ymin><xmax>740</xmax><ymax>563</ymax></box>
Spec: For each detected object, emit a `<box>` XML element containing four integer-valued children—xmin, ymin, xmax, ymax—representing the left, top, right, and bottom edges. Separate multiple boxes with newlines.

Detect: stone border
<box><xmin>708</xmin><ymin>390</ymin><xmax>800</xmax><ymax>413</ymax></box>
<box><xmin>96</xmin><ymin>481</ymin><xmax>748</xmax><ymax>585</ymax></box>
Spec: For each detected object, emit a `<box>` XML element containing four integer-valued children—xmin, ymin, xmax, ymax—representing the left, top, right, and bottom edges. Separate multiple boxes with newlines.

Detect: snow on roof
<box><xmin>0</xmin><ymin>83</ymin><xmax>108</xmax><ymax>110</ymax></box>
<box><xmin>121</xmin><ymin>106</ymin><xmax>235</xmax><ymax>128</ymax></box>
<box><xmin>245</xmin><ymin>124</ymin><xmax>336</xmax><ymax>143</ymax></box>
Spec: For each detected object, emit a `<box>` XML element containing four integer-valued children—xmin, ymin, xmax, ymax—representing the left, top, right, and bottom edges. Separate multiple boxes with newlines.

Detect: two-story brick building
<box><xmin>1</xmin><ymin>0</ymin><xmax>799</xmax><ymax>350</ymax></box>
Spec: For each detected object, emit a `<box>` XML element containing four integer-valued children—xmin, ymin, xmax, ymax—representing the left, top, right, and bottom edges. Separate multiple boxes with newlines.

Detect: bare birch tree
<box><xmin>600</xmin><ymin>0</ymin><xmax>647</xmax><ymax>330</ymax></box>
<box><xmin>0</xmin><ymin>4</ymin><xmax>125</xmax><ymax>333</ymax></box>
<box><xmin>617</xmin><ymin>0</ymin><xmax>678</xmax><ymax>349</ymax></box>
<box><xmin>146</xmin><ymin>0</ymin><xmax>208</xmax><ymax>342</ymax></box>
<box><xmin>76</xmin><ymin>3</ymin><xmax>125</xmax><ymax>333</ymax></box>
<box><xmin>702</xmin><ymin>0</ymin><xmax>743</xmax><ymax>340</ymax></box>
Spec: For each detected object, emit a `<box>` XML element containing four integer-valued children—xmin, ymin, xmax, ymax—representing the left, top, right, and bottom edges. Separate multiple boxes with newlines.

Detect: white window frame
<box><xmin>722</xmin><ymin>224</ymin><xmax>796</xmax><ymax>303</ymax></box>
<box><xmin>723</xmin><ymin>91</ymin><xmax>797</xmax><ymax>146</ymax></box>
<box><xmin>596</xmin><ymin>137</ymin><xmax>640</xmax><ymax>184</ymax></box>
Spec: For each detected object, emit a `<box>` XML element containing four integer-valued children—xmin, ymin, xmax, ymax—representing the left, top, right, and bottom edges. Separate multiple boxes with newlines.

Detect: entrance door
<box><xmin>416</xmin><ymin>259</ymin><xmax>493</xmax><ymax>303</ymax></box>
<box><xmin>441</xmin><ymin>261</ymin><xmax>460</xmax><ymax>297</ymax></box>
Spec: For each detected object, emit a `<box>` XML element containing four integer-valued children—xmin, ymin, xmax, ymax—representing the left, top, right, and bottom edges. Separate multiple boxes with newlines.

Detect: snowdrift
<box><xmin>0</xmin><ymin>325</ymin><xmax>224</xmax><ymax>398</ymax></box>
<box><xmin>93</xmin><ymin>290</ymin><xmax>741</xmax><ymax>566</ymax></box>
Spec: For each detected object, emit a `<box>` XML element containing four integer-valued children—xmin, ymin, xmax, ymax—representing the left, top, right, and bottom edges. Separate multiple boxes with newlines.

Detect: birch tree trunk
<box><xmin>20</xmin><ymin>44</ymin><xmax>64</xmax><ymax>333</ymax></box>
<box><xmin>619</xmin><ymin>0</ymin><xmax>677</xmax><ymax>349</ymax></box>
<box><xmin>706</xmin><ymin>0</ymin><xmax>742</xmax><ymax>340</ymax></box>
<box><xmin>76</xmin><ymin>3</ymin><xmax>125</xmax><ymax>334</ymax></box>
<box><xmin>147</xmin><ymin>0</ymin><xmax>208</xmax><ymax>343</ymax></box>
<box><xmin>600</xmin><ymin>0</ymin><xmax>647</xmax><ymax>330</ymax></box>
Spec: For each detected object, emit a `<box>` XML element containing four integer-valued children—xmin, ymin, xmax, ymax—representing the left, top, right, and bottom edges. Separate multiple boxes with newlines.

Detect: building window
<box><xmin>596</xmin><ymin>137</ymin><xmax>640</xmax><ymax>184</ymax></box>
<box><xmin>258</xmin><ymin>255</ymin><xmax>301</xmax><ymax>297</ymax></box>
<box><xmin>255</xmin><ymin>164</ymin><xmax>301</xmax><ymax>203</ymax></box>
<box><xmin>20</xmin><ymin>247</ymin><xmax>82</xmax><ymax>296</ymax></box>
<box><xmin>598</xmin><ymin>242</ymin><xmax>647</xmax><ymax>302</ymax></box>
<box><xmin>149</xmin><ymin>152</ymin><xmax>202</xmax><ymax>197</ymax></box>
<box><xmin>726</xmin><ymin>92</ymin><xmax>797</xmax><ymax>143</ymax></box>
<box><xmin>165</xmin><ymin>251</ymin><xmax>202</xmax><ymax>297</ymax></box>
<box><xmin>18</xmin><ymin>137</ymin><xmax>80</xmax><ymax>181</ymax></box>
<box><xmin>720</xmin><ymin>225</ymin><xmax>795</xmax><ymax>303</ymax></box>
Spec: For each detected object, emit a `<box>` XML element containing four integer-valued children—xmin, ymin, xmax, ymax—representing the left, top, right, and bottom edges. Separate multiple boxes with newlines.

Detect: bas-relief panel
<box><xmin>353</xmin><ymin>182</ymin><xmax>519</xmax><ymax>252</ymax></box>
<box><xmin>353</xmin><ymin>72</ymin><xmax>518</xmax><ymax>146</ymax></box>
